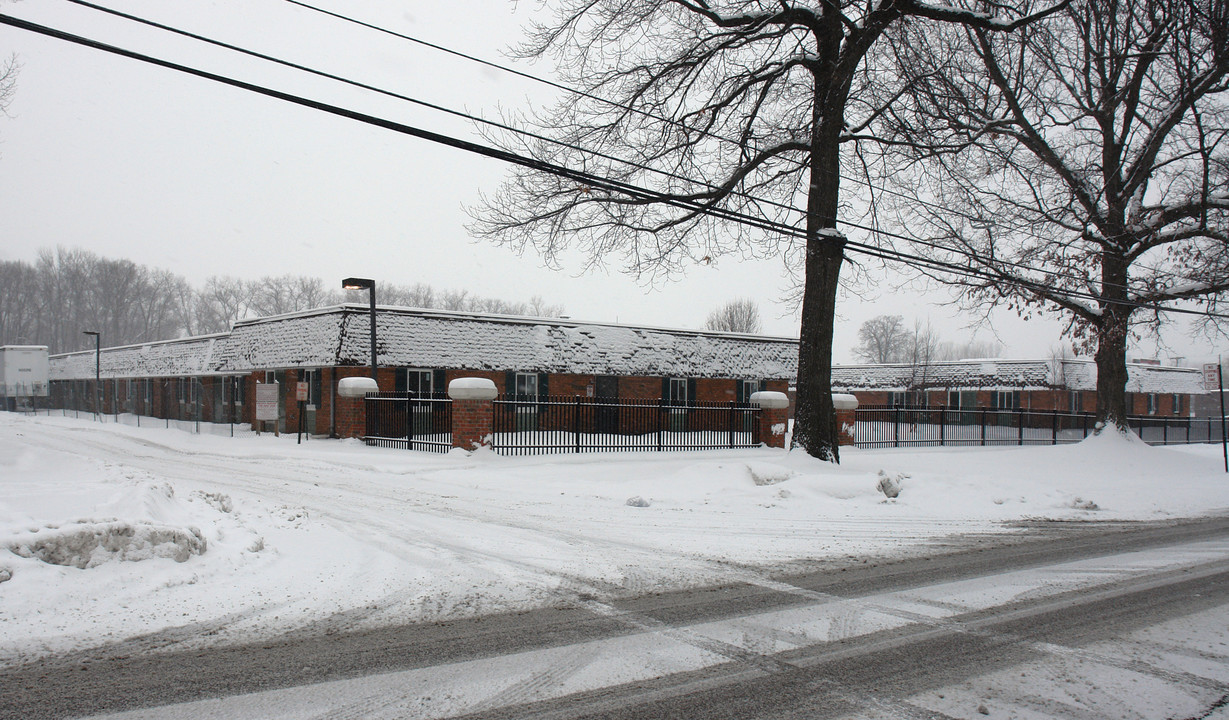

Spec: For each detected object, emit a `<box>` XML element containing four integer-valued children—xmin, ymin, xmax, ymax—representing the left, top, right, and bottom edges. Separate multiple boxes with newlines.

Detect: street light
<box><xmin>82</xmin><ymin>331</ymin><xmax>100</xmax><ymax>419</ymax></box>
<box><xmin>341</xmin><ymin>278</ymin><xmax>377</xmax><ymax>382</ymax></box>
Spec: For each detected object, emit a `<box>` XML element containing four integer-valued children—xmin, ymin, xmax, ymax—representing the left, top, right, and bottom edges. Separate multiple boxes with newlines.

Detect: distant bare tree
<box><xmin>194</xmin><ymin>276</ymin><xmax>253</xmax><ymax>334</ymax></box>
<box><xmin>21</xmin><ymin>248</ymin><xmax>188</xmax><ymax>352</ymax></box>
<box><xmin>528</xmin><ymin>295</ymin><xmax>566</xmax><ymax>318</ymax></box>
<box><xmin>903</xmin><ymin>319</ymin><xmax>943</xmax><ymax>389</ymax></box>
<box><xmin>853</xmin><ymin>315</ymin><xmax>910</xmax><ymax>363</ymax></box>
<box><xmin>249</xmin><ymin>275</ymin><xmax>338</xmax><ymax>317</ymax></box>
<box><xmin>934</xmin><ymin>339</ymin><xmax>1003</xmax><ymax>361</ymax></box>
<box><xmin>705</xmin><ymin>299</ymin><xmax>762</xmax><ymax>334</ymax></box>
<box><xmin>0</xmin><ymin>260</ymin><xmax>37</xmax><ymax>345</ymax></box>
<box><xmin>0</xmin><ymin>53</ymin><xmax>17</xmax><ymax>119</ymax></box>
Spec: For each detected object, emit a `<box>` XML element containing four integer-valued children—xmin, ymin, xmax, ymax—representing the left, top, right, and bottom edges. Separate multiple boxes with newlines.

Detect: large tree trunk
<box><xmin>794</xmin><ymin>236</ymin><xmax>845</xmax><ymax>461</ymax></box>
<box><xmin>791</xmin><ymin>68</ymin><xmax>847</xmax><ymax>462</ymax></box>
<box><xmin>1094</xmin><ymin>253</ymin><xmax>1131</xmax><ymax>434</ymax></box>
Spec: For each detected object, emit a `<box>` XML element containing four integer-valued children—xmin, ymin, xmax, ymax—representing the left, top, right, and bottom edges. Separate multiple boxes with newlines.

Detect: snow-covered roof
<box><xmin>50</xmin><ymin>305</ymin><xmax>799</xmax><ymax>381</ymax></box>
<box><xmin>831</xmin><ymin>358</ymin><xmax>1204</xmax><ymax>394</ymax></box>
<box><xmin>49</xmin><ymin>335</ymin><xmax>233</xmax><ymax>381</ymax></box>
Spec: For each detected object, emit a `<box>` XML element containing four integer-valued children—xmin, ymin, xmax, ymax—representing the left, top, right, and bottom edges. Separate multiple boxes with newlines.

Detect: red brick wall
<box><xmin>618</xmin><ymin>376</ymin><xmax>660</xmax><ymax>400</ymax></box>
<box><xmin>549</xmin><ymin>373</ymin><xmax>596</xmax><ymax>398</ymax></box>
<box><xmin>452</xmin><ymin>398</ymin><xmax>494</xmax><ymax>450</ymax></box>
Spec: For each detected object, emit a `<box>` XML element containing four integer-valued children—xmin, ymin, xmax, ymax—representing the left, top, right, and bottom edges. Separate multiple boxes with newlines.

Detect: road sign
<box><xmin>295</xmin><ymin>381</ymin><xmax>309</xmax><ymax>402</ymax></box>
<box><xmin>1204</xmin><ymin>363</ymin><xmax>1221</xmax><ymax>393</ymax></box>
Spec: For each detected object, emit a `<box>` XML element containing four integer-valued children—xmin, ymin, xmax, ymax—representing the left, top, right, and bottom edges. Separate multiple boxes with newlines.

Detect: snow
<box><xmin>832</xmin><ymin>358</ymin><xmax>1201</xmax><ymax>393</ymax></box>
<box><xmin>1</xmin><ymin>412</ymin><xmax>1227</xmax><ymax>666</ymax></box>
<box><xmin>53</xmin><ymin>304</ymin><xmax>798</xmax><ymax>382</ymax></box>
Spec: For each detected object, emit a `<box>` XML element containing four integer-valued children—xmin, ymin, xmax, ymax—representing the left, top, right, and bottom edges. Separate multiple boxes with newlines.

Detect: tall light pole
<box><xmin>341</xmin><ymin>278</ymin><xmax>377</xmax><ymax>382</ymax></box>
<box><xmin>82</xmin><ymin>331</ymin><xmax>100</xmax><ymax>419</ymax></box>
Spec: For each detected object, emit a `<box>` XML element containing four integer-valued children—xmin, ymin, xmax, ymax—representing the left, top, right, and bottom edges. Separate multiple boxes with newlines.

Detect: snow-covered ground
<box><xmin>1</xmin><ymin>411</ymin><xmax>1226</xmax><ymax>666</ymax></box>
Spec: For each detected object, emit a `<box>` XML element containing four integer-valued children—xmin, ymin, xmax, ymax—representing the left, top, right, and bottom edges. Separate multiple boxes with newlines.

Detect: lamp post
<box><xmin>341</xmin><ymin>278</ymin><xmax>377</xmax><ymax>382</ymax></box>
<box><xmin>82</xmin><ymin>331</ymin><xmax>100</xmax><ymax>419</ymax></box>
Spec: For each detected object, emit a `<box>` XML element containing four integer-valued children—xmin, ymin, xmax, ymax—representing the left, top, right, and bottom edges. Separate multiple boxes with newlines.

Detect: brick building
<box><xmin>830</xmin><ymin>358</ymin><xmax>1204</xmax><ymax>416</ymax></box>
<box><xmin>47</xmin><ymin>304</ymin><xmax>796</xmax><ymax>437</ymax></box>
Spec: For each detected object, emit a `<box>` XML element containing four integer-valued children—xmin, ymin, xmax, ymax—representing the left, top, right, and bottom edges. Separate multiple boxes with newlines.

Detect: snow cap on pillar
<box><xmin>750</xmin><ymin>391</ymin><xmax>789</xmax><ymax>409</ymax></box>
<box><xmin>337</xmin><ymin>376</ymin><xmax>378</xmax><ymax>398</ymax></box>
<box><xmin>832</xmin><ymin>393</ymin><xmax>858</xmax><ymax>410</ymax></box>
<box><xmin>449</xmin><ymin>377</ymin><xmax>498</xmax><ymax>400</ymax></box>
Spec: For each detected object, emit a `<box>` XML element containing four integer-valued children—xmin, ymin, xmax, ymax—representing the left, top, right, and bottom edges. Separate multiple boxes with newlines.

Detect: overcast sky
<box><xmin>0</xmin><ymin>0</ymin><xmax>1223</xmax><ymax>365</ymax></box>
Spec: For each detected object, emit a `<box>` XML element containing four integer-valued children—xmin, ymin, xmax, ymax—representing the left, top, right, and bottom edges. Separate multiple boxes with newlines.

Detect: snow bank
<box><xmin>7</xmin><ymin>520</ymin><xmax>205</xmax><ymax>569</ymax></box>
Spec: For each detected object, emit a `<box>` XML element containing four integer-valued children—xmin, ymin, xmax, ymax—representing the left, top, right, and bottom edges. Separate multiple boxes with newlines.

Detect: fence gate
<box><xmin>362</xmin><ymin>392</ymin><xmax>452</xmax><ymax>453</ymax></box>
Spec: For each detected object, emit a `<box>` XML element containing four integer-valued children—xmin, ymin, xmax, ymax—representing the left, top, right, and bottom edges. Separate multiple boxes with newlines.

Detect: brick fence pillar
<box><xmin>336</xmin><ymin>376</ymin><xmax>378</xmax><ymax>439</ymax></box>
<box><xmin>833</xmin><ymin>393</ymin><xmax>858</xmax><ymax>446</ymax></box>
<box><xmin>751</xmin><ymin>391</ymin><xmax>790</xmax><ymax>448</ymax></box>
<box><xmin>449</xmin><ymin>378</ymin><xmax>498</xmax><ymax>451</ymax></box>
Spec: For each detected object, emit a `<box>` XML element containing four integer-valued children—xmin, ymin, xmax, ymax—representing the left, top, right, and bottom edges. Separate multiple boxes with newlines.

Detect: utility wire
<box><xmin>280</xmin><ymin>0</ymin><xmax>1205</xmax><ymax>289</ymax></box>
<box><xmin>3</xmin><ymin>11</ymin><xmax>1224</xmax><ymax>321</ymax></box>
<box><xmin>59</xmin><ymin>0</ymin><xmax>1195</xmax><ymax>303</ymax></box>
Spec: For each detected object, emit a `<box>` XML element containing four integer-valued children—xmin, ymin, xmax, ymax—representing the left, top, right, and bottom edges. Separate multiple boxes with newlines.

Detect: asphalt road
<box><xmin>3</xmin><ymin>515</ymin><xmax>1228</xmax><ymax>720</ymax></box>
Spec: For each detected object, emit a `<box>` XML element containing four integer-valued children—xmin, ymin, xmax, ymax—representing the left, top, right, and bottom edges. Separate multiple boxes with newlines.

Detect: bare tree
<box><xmin>934</xmin><ymin>339</ymin><xmax>1002</xmax><ymax>361</ymax></box>
<box><xmin>471</xmin><ymin>0</ymin><xmax>1065</xmax><ymax>461</ymax></box>
<box><xmin>0</xmin><ymin>53</ymin><xmax>17</xmax><ymax>118</ymax></box>
<box><xmin>194</xmin><ymin>276</ymin><xmax>253</xmax><ymax>334</ymax></box>
<box><xmin>882</xmin><ymin>0</ymin><xmax>1229</xmax><ymax>432</ymax></box>
<box><xmin>852</xmin><ymin>314</ymin><xmax>909</xmax><ymax>363</ymax></box>
<box><xmin>705</xmin><ymin>299</ymin><xmax>763</xmax><ymax>334</ymax></box>
<box><xmin>249</xmin><ymin>275</ymin><xmax>339</xmax><ymax>317</ymax></box>
<box><xmin>903</xmin><ymin>318</ymin><xmax>942</xmax><ymax>389</ymax></box>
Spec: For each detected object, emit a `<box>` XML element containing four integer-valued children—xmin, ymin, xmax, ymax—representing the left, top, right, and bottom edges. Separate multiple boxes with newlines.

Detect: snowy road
<box><xmin>8</xmin><ymin>521</ymin><xmax>1227</xmax><ymax>720</ymax></box>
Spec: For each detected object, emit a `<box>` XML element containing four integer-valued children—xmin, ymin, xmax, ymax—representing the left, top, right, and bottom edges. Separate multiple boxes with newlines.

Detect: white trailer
<box><xmin>0</xmin><ymin>345</ymin><xmax>50</xmax><ymax>409</ymax></box>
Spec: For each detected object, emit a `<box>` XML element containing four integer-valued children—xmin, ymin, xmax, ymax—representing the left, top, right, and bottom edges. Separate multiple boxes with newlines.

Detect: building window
<box><xmin>992</xmin><ymin>390</ymin><xmax>1018</xmax><ymax>410</ymax></box>
<box><xmin>668</xmin><ymin>377</ymin><xmax>688</xmax><ymax>405</ymax></box>
<box><xmin>1147</xmin><ymin>393</ymin><xmax>1158</xmax><ymax>415</ymax></box>
<box><xmin>1172</xmin><ymin>393</ymin><xmax>1182</xmax><ymax>416</ymax></box>
<box><xmin>515</xmin><ymin>372</ymin><xmax>539</xmax><ymax>400</ymax></box>
<box><xmin>740</xmin><ymin>379</ymin><xmax>760</xmax><ymax>404</ymax></box>
<box><xmin>397</xmin><ymin>368</ymin><xmax>434</xmax><ymax>396</ymax></box>
<box><xmin>1069</xmin><ymin>390</ymin><xmax>1081</xmax><ymax>413</ymax></box>
<box><xmin>232</xmin><ymin>376</ymin><xmax>245</xmax><ymax>405</ymax></box>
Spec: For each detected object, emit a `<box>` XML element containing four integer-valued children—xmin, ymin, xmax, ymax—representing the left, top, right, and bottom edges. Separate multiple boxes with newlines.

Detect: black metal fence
<box><xmin>491</xmin><ymin>396</ymin><xmax>762</xmax><ymax>456</ymax></box>
<box><xmin>37</xmin><ymin>377</ymin><xmax>248</xmax><ymax>436</ymax></box>
<box><xmin>362</xmin><ymin>392</ymin><xmax>452</xmax><ymax>452</ymax></box>
<box><xmin>854</xmin><ymin>405</ymin><xmax>1228</xmax><ymax>448</ymax></box>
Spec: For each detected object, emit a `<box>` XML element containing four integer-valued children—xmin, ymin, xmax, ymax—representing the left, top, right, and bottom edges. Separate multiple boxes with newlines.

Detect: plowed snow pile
<box><xmin>1</xmin><ymin>412</ymin><xmax>1226</xmax><ymax>664</ymax></box>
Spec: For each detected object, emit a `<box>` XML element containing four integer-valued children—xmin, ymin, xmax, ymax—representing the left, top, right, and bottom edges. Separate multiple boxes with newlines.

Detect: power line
<box><xmin>58</xmin><ymin>0</ymin><xmax>1196</xmax><ymax>303</ymax></box>
<box><xmin>2</xmin><ymin>11</ymin><xmax>1224</xmax><ymax>322</ymax></box>
<box><xmin>279</xmin><ymin>0</ymin><xmax>1204</xmax><ymax>289</ymax></box>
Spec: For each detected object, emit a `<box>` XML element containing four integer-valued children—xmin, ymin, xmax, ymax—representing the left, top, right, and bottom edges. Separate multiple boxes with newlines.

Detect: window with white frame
<box><xmin>1172</xmin><ymin>393</ymin><xmax>1182</xmax><ymax>415</ymax></box>
<box><xmin>1147</xmin><ymin>393</ymin><xmax>1158</xmax><ymax>415</ymax></box>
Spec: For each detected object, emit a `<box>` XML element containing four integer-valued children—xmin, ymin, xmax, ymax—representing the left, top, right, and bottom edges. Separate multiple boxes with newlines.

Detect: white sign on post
<box><xmin>256</xmin><ymin>382</ymin><xmax>280</xmax><ymax>421</ymax></box>
<box><xmin>1204</xmin><ymin>363</ymin><xmax>1221</xmax><ymax>393</ymax></box>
